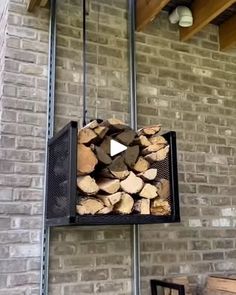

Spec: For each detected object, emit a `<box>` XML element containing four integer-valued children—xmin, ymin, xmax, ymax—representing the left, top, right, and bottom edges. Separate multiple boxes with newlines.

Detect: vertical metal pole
<box><xmin>40</xmin><ymin>0</ymin><xmax>57</xmax><ymax>294</ymax></box>
<box><xmin>82</xmin><ymin>0</ymin><xmax>87</xmax><ymax>126</ymax></box>
<box><xmin>128</xmin><ymin>1</ymin><xmax>140</xmax><ymax>295</ymax></box>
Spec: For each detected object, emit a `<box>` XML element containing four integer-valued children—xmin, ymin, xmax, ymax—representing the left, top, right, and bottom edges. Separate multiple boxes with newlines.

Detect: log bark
<box><xmin>102</xmin><ymin>118</ymin><xmax>127</xmax><ymax>130</ymax></box>
<box><xmin>97</xmin><ymin>206</ymin><xmax>113</xmax><ymax>214</ymax></box>
<box><xmin>151</xmin><ymin>198</ymin><xmax>171</xmax><ymax>215</ymax></box>
<box><xmin>124</xmin><ymin>145</ymin><xmax>139</xmax><ymax>168</ymax></box>
<box><xmin>115</xmin><ymin>193</ymin><xmax>134</xmax><ymax>214</ymax></box>
<box><xmin>86</xmin><ymin>120</ymin><xmax>99</xmax><ymax>129</ymax></box>
<box><xmin>149</xmin><ymin>135</ymin><xmax>167</xmax><ymax>145</ymax></box>
<box><xmin>139</xmin><ymin>183</ymin><xmax>157</xmax><ymax>199</ymax></box>
<box><xmin>115</xmin><ymin>129</ymin><xmax>136</xmax><ymax>145</ymax></box>
<box><xmin>156</xmin><ymin>179</ymin><xmax>170</xmax><ymax>199</ymax></box>
<box><xmin>133</xmin><ymin>156</ymin><xmax>150</xmax><ymax>173</ymax></box>
<box><xmin>94</xmin><ymin>125</ymin><xmax>108</xmax><ymax>139</ymax></box>
<box><xmin>78</xmin><ymin>128</ymin><xmax>97</xmax><ymax>144</ymax></box>
<box><xmin>77</xmin><ymin>144</ymin><xmax>98</xmax><ymax>175</ymax></box>
<box><xmin>76</xmin><ymin>197</ymin><xmax>104</xmax><ymax>215</ymax></box>
<box><xmin>134</xmin><ymin>135</ymin><xmax>151</xmax><ymax>147</ymax></box>
<box><xmin>98</xmin><ymin>192</ymin><xmax>122</xmax><ymax>207</ymax></box>
<box><xmin>120</xmin><ymin>171</ymin><xmax>143</xmax><ymax>194</ymax></box>
<box><xmin>145</xmin><ymin>145</ymin><xmax>169</xmax><ymax>162</ymax></box>
<box><xmin>139</xmin><ymin>168</ymin><xmax>157</xmax><ymax>181</ymax></box>
<box><xmin>142</xmin><ymin>144</ymin><xmax>166</xmax><ymax>155</ymax></box>
<box><xmin>100</xmin><ymin>136</ymin><xmax>111</xmax><ymax>154</ymax></box>
<box><xmin>138</xmin><ymin>124</ymin><xmax>161</xmax><ymax>136</ymax></box>
<box><xmin>134</xmin><ymin>199</ymin><xmax>150</xmax><ymax>214</ymax></box>
<box><xmin>94</xmin><ymin>146</ymin><xmax>112</xmax><ymax>165</ymax></box>
<box><xmin>77</xmin><ymin>176</ymin><xmax>99</xmax><ymax>195</ymax></box>
<box><xmin>108</xmin><ymin>156</ymin><xmax>129</xmax><ymax>179</ymax></box>
<box><xmin>97</xmin><ymin>178</ymin><xmax>120</xmax><ymax>194</ymax></box>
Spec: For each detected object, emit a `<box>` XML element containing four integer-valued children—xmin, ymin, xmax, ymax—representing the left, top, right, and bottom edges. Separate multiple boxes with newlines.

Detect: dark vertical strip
<box><xmin>82</xmin><ymin>0</ymin><xmax>87</xmax><ymax>126</ymax></box>
<box><xmin>128</xmin><ymin>1</ymin><xmax>140</xmax><ymax>295</ymax></box>
<box><xmin>40</xmin><ymin>0</ymin><xmax>57</xmax><ymax>294</ymax></box>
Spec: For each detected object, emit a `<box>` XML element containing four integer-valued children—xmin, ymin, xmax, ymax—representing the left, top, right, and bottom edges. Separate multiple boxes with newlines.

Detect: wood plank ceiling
<box><xmin>136</xmin><ymin>0</ymin><xmax>236</xmax><ymax>51</ymax></box>
<box><xmin>28</xmin><ymin>0</ymin><xmax>236</xmax><ymax>51</ymax></box>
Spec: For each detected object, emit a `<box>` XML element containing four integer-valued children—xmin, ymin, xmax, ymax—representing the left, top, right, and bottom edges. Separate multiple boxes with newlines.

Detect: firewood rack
<box><xmin>40</xmin><ymin>1</ymin><xmax>180</xmax><ymax>294</ymax></box>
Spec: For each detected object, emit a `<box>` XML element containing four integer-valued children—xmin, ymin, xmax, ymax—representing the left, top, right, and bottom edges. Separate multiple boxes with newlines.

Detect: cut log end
<box><xmin>151</xmin><ymin>198</ymin><xmax>171</xmax><ymax>216</ymax></box>
<box><xmin>134</xmin><ymin>199</ymin><xmax>150</xmax><ymax>214</ymax></box>
<box><xmin>133</xmin><ymin>156</ymin><xmax>150</xmax><ymax>173</ymax></box>
<box><xmin>77</xmin><ymin>144</ymin><xmax>98</xmax><ymax>175</ymax></box>
<box><xmin>120</xmin><ymin>171</ymin><xmax>143</xmax><ymax>194</ymax></box>
<box><xmin>108</xmin><ymin>156</ymin><xmax>129</xmax><ymax>179</ymax></box>
<box><xmin>97</xmin><ymin>178</ymin><xmax>120</xmax><ymax>194</ymax></box>
<box><xmin>139</xmin><ymin>183</ymin><xmax>157</xmax><ymax>199</ymax></box>
<box><xmin>76</xmin><ymin>197</ymin><xmax>104</xmax><ymax>215</ymax></box>
<box><xmin>98</xmin><ymin>192</ymin><xmax>122</xmax><ymax>207</ymax></box>
<box><xmin>115</xmin><ymin>193</ymin><xmax>134</xmax><ymax>214</ymax></box>
<box><xmin>139</xmin><ymin>168</ymin><xmax>157</xmax><ymax>181</ymax></box>
<box><xmin>78</xmin><ymin>128</ymin><xmax>97</xmax><ymax>144</ymax></box>
<box><xmin>77</xmin><ymin>176</ymin><xmax>99</xmax><ymax>195</ymax></box>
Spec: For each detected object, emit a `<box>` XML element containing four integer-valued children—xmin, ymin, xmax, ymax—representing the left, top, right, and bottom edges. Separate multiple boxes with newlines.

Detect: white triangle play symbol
<box><xmin>110</xmin><ymin>139</ymin><xmax>127</xmax><ymax>157</ymax></box>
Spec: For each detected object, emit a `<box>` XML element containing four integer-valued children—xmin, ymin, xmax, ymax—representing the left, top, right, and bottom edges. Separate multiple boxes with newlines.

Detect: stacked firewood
<box><xmin>76</xmin><ymin>118</ymin><xmax>171</xmax><ymax>216</ymax></box>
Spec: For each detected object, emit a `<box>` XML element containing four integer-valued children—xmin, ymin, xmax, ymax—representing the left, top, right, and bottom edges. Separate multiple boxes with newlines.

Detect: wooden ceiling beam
<box><xmin>27</xmin><ymin>0</ymin><xmax>48</xmax><ymax>11</ymax></box>
<box><xmin>180</xmin><ymin>0</ymin><xmax>236</xmax><ymax>41</ymax></box>
<box><xmin>136</xmin><ymin>0</ymin><xmax>171</xmax><ymax>31</ymax></box>
<box><xmin>219</xmin><ymin>13</ymin><xmax>236</xmax><ymax>51</ymax></box>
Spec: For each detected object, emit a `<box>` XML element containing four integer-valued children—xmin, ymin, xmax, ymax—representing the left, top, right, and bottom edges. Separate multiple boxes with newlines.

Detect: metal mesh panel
<box><xmin>152</xmin><ymin>156</ymin><xmax>172</xmax><ymax>216</ymax></box>
<box><xmin>47</xmin><ymin>131</ymin><xmax>70</xmax><ymax>219</ymax></box>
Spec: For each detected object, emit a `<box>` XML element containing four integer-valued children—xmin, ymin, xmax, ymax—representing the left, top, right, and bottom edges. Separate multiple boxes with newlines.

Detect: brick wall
<box><xmin>0</xmin><ymin>0</ymin><xmax>49</xmax><ymax>294</ymax></box>
<box><xmin>137</xmin><ymin>16</ymin><xmax>236</xmax><ymax>294</ymax></box>
<box><xmin>1</xmin><ymin>0</ymin><xmax>236</xmax><ymax>294</ymax></box>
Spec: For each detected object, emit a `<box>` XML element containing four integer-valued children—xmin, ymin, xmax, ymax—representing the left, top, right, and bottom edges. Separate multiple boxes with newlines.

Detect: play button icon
<box><xmin>110</xmin><ymin>139</ymin><xmax>127</xmax><ymax>157</ymax></box>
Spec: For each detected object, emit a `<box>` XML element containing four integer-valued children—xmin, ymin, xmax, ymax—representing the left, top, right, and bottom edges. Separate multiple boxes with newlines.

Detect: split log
<box><xmin>139</xmin><ymin>183</ymin><xmax>157</xmax><ymax>199</ymax></box>
<box><xmin>97</xmin><ymin>178</ymin><xmax>120</xmax><ymax>194</ymax></box>
<box><xmin>100</xmin><ymin>168</ymin><xmax>116</xmax><ymax>179</ymax></box>
<box><xmin>124</xmin><ymin>145</ymin><xmax>139</xmax><ymax>168</ymax></box>
<box><xmin>115</xmin><ymin>129</ymin><xmax>136</xmax><ymax>145</ymax></box>
<box><xmin>134</xmin><ymin>135</ymin><xmax>151</xmax><ymax>147</ymax></box>
<box><xmin>97</xmin><ymin>206</ymin><xmax>113</xmax><ymax>214</ymax></box>
<box><xmin>138</xmin><ymin>168</ymin><xmax>157</xmax><ymax>181</ymax></box>
<box><xmin>86</xmin><ymin>120</ymin><xmax>99</xmax><ymax>129</ymax></box>
<box><xmin>100</xmin><ymin>136</ymin><xmax>111</xmax><ymax>154</ymax></box>
<box><xmin>108</xmin><ymin>156</ymin><xmax>129</xmax><ymax>179</ymax></box>
<box><xmin>115</xmin><ymin>193</ymin><xmax>134</xmax><ymax>214</ymax></box>
<box><xmin>151</xmin><ymin>198</ymin><xmax>171</xmax><ymax>215</ymax></box>
<box><xmin>98</xmin><ymin>192</ymin><xmax>122</xmax><ymax>207</ymax></box>
<box><xmin>94</xmin><ymin>126</ymin><xmax>108</xmax><ymax>139</ymax></box>
<box><xmin>142</xmin><ymin>143</ymin><xmax>166</xmax><ymax>155</ymax></box>
<box><xmin>145</xmin><ymin>145</ymin><xmax>169</xmax><ymax>162</ymax></box>
<box><xmin>138</xmin><ymin>124</ymin><xmax>161</xmax><ymax>136</ymax></box>
<box><xmin>78</xmin><ymin>128</ymin><xmax>97</xmax><ymax>144</ymax></box>
<box><xmin>77</xmin><ymin>176</ymin><xmax>99</xmax><ymax>195</ymax></box>
<box><xmin>94</xmin><ymin>146</ymin><xmax>112</xmax><ymax>165</ymax></box>
<box><xmin>76</xmin><ymin>197</ymin><xmax>104</xmax><ymax>215</ymax></box>
<box><xmin>77</xmin><ymin>144</ymin><xmax>98</xmax><ymax>175</ymax></box>
<box><xmin>156</xmin><ymin>179</ymin><xmax>170</xmax><ymax>199</ymax></box>
<box><xmin>102</xmin><ymin>118</ymin><xmax>128</xmax><ymax>131</ymax></box>
<box><xmin>133</xmin><ymin>156</ymin><xmax>150</xmax><ymax>173</ymax></box>
<box><xmin>149</xmin><ymin>135</ymin><xmax>167</xmax><ymax>145</ymax></box>
<box><xmin>120</xmin><ymin>171</ymin><xmax>143</xmax><ymax>194</ymax></box>
<box><xmin>134</xmin><ymin>199</ymin><xmax>150</xmax><ymax>214</ymax></box>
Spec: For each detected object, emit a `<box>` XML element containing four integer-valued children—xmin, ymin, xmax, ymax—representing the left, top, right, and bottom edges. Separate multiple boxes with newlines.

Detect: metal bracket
<box><xmin>40</xmin><ymin>0</ymin><xmax>57</xmax><ymax>294</ymax></box>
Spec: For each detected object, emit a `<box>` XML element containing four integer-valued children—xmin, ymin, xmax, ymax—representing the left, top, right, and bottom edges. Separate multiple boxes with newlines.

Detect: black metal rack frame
<box><xmin>150</xmin><ymin>280</ymin><xmax>185</xmax><ymax>295</ymax></box>
<box><xmin>46</xmin><ymin>121</ymin><xmax>180</xmax><ymax>227</ymax></box>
